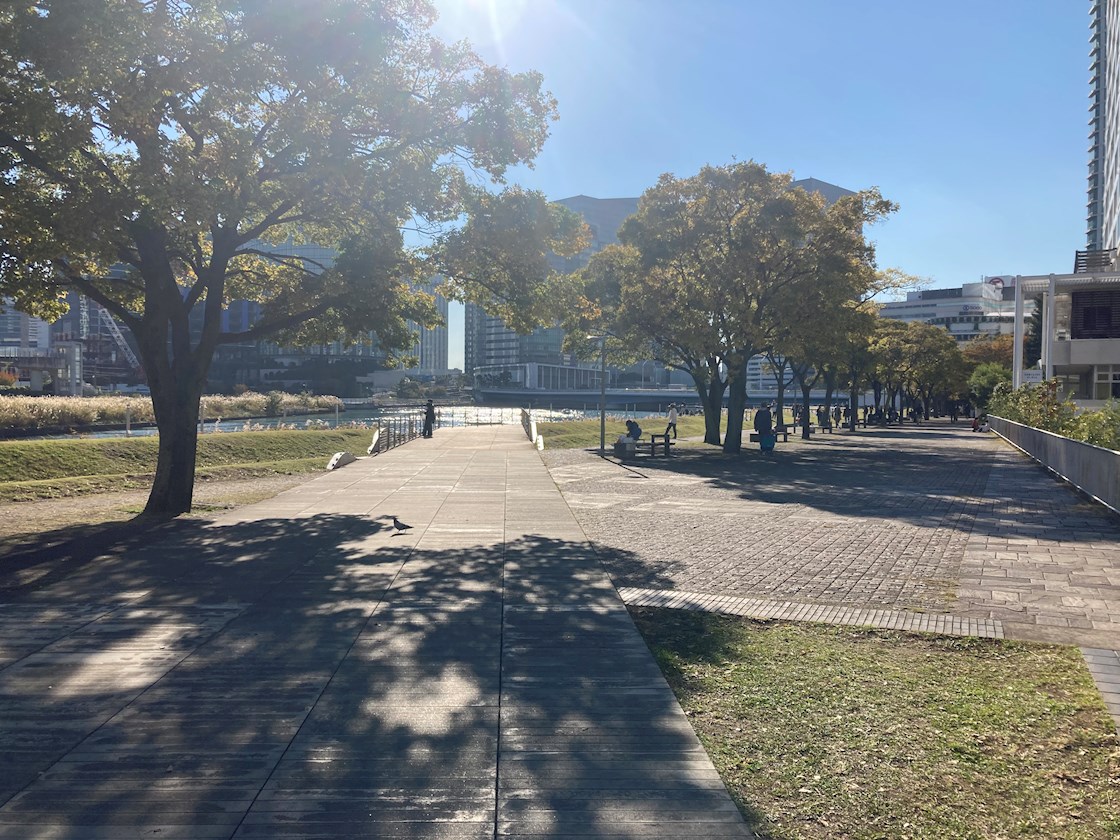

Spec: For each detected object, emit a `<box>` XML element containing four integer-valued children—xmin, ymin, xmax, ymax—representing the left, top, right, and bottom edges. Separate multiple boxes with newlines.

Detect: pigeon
<box><xmin>391</xmin><ymin>516</ymin><xmax>413</xmax><ymax>536</ymax></box>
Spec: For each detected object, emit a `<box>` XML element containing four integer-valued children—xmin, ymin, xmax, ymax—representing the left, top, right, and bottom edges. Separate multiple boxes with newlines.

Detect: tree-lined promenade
<box><xmin>0</xmin><ymin>0</ymin><xmax>1046</xmax><ymax>516</ymax></box>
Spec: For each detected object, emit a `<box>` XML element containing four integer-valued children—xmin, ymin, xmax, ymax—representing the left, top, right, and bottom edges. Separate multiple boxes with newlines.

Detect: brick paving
<box><xmin>543</xmin><ymin>422</ymin><xmax>1120</xmax><ymax>727</ymax></box>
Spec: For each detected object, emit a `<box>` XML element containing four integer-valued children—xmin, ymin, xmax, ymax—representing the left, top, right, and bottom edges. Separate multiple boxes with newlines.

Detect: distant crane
<box><xmin>97</xmin><ymin>307</ymin><xmax>140</xmax><ymax>370</ymax></box>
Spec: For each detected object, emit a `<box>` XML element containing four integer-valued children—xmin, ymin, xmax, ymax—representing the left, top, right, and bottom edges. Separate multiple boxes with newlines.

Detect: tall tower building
<box><xmin>464</xmin><ymin>195</ymin><xmax>639</xmax><ymax>379</ymax></box>
<box><xmin>1088</xmin><ymin>1</ymin><xmax>1120</xmax><ymax>250</ymax></box>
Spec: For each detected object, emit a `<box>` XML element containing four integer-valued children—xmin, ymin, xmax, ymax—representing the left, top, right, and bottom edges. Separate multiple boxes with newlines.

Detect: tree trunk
<box><xmin>694</xmin><ymin>361</ymin><xmax>725</xmax><ymax>445</ymax></box>
<box><xmin>144</xmin><ymin>379</ymin><xmax>204</xmax><ymax>517</ymax></box>
<box><xmin>722</xmin><ymin>355</ymin><xmax>748</xmax><ymax>454</ymax></box>
<box><xmin>800</xmin><ymin>384</ymin><xmax>813</xmax><ymax>440</ymax></box>
<box><xmin>849</xmin><ymin>384</ymin><xmax>859</xmax><ymax>431</ymax></box>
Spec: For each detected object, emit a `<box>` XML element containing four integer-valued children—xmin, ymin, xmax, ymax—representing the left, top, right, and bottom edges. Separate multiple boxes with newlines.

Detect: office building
<box><xmin>1088</xmin><ymin>0</ymin><xmax>1120</xmax><ymax>249</ymax></box>
<box><xmin>1010</xmin><ymin>3</ymin><xmax>1120</xmax><ymax>403</ymax></box>
<box><xmin>878</xmin><ymin>276</ymin><xmax>1031</xmax><ymax>343</ymax></box>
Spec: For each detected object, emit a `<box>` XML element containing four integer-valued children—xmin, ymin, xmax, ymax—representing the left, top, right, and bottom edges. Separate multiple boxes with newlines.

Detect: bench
<box><xmin>613</xmin><ymin>434</ymin><xmax>675</xmax><ymax>458</ymax></box>
<box><xmin>749</xmin><ymin>430</ymin><xmax>790</xmax><ymax>443</ymax></box>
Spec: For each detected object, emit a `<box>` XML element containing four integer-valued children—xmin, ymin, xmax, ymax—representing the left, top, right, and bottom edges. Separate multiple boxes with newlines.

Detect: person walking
<box><xmin>422</xmin><ymin>399</ymin><xmax>436</xmax><ymax>438</ymax></box>
<box><xmin>665</xmin><ymin>404</ymin><xmax>679</xmax><ymax>439</ymax></box>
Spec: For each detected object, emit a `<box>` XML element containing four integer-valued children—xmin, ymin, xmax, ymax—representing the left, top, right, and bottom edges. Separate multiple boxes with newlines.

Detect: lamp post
<box><xmin>588</xmin><ymin>335</ymin><xmax>607</xmax><ymax>454</ymax></box>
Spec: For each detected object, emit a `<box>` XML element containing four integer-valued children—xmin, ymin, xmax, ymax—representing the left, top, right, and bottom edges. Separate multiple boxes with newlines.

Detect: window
<box><xmin>1072</xmin><ymin>290</ymin><xmax>1120</xmax><ymax>338</ymax></box>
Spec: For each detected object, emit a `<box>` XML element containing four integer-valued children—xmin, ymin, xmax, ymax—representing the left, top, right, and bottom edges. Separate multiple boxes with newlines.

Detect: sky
<box><xmin>431</xmin><ymin>0</ymin><xmax>1089</xmax><ymax>369</ymax></box>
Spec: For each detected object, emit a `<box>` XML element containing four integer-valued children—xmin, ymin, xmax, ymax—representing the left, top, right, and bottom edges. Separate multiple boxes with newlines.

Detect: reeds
<box><xmin>0</xmin><ymin>391</ymin><xmax>342</xmax><ymax>430</ymax></box>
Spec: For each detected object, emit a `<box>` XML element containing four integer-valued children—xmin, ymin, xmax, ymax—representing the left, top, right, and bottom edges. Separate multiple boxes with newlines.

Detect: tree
<box><xmin>581</xmin><ymin>162</ymin><xmax>895</xmax><ymax>453</ymax></box>
<box><xmin>968</xmin><ymin>362</ymin><xmax>1011</xmax><ymax>409</ymax></box>
<box><xmin>1024</xmin><ymin>296</ymin><xmax>1043</xmax><ymax>368</ymax></box>
<box><xmin>868</xmin><ymin>318</ymin><xmax>910</xmax><ymax>418</ymax></box>
<box><xmin>901</xmin><ymin>321</ymin><xmax>966</xmax><ymax>419</ymax></box>
<box><xmin>962</xmin><ymin>334</ymin><xmax>1015</xmax><ymax>369</ymax></box>
<box><xmin>0</xmin><ymin>0</ymin><xmax>580</xmax><ymax>515</ymax></box>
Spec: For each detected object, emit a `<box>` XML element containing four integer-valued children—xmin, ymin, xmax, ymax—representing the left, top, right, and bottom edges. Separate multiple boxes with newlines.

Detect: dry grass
<box><xmin>632</xmin><ymin>607</ymin><xmax>1120</xmax><ymax>840</ymax></box>
<box><xmin>0</xmin><ymin>391</ymin><xmax>341</xmax><ymax>430</ymax></box>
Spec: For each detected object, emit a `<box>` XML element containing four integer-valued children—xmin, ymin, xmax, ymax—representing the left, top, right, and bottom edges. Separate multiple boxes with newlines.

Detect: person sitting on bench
<box><xmin>625</xmin><ymin>419</ymin><xmax>643</xmax><ymax>441</ymax></box>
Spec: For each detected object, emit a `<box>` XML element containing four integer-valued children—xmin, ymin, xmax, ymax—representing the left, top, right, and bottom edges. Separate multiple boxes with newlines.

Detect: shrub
<box><xmin>1069</xmin><ymin>401</ymin><xmax>1120</xmax><ymax>451</ymax></box>
<box><xmin>987</xmin><ymin>380</ymin><xmax>1076</xmax><ymax>435</ymax></box>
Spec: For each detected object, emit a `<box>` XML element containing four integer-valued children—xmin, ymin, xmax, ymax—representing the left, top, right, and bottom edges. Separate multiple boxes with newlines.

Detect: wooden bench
<box><xmin>749</xmin><ymin>430</ymin><xmax>790</xmax><ymax>443</ymax></box>
<box><xmin>647</xmin><ymin>433</ymin><xmax>675</xmax><ymax>456</ymax></box>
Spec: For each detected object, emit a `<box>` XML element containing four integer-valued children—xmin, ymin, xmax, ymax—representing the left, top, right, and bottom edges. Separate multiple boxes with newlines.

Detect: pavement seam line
<box><xmin>618</xmin><ymin>586</ymin><xmax>1006</xmax><ymax>639</ymax></box>
<box><xmin>493</xmin><ymin>449</ymin><xmax>508</xmax><ymax>840</ymax></box>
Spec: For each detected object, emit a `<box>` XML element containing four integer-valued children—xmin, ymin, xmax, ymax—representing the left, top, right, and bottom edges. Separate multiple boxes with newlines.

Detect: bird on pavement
<box><xmin>391</xmin><ymin>516</ymin><xmax>413</xmax><ymax>536</ymax></box>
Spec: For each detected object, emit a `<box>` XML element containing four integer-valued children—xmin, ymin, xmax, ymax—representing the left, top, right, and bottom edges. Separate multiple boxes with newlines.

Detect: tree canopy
<box><xmin>0</xmin><ymin>0</ymin><xmax>582</xmax><ymax>514</ymax></box>
<box><xmin>569</xmin><ymin>161</ymin><xmax>896</xmax><ymax>451</ymax></box>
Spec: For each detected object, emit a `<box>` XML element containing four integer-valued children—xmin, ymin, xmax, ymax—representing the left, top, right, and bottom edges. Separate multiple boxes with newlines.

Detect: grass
<box><xmin>0</xmin><ymin>429</ymin><xmax>374</xmax><ymax>502</ymax></box>
<box><xmin>631</xmin><ymin>607</ymin><xmax>1120</xmax><ymax>840</ymax></box>
<box><xmin>537</xmin><ymin>415</ymin><xmax>712</xmax><ymax>448</ymax></box>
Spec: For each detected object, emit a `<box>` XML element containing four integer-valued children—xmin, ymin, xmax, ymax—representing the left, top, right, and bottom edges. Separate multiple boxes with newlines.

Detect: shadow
<box><xmin>0</xmin><ymin>517</ymin><xmax>202</xmax><ymax>594</ymax></box>
<box><xmin>0</xmin><ymin>514</ymin><xmax>750</xmax><ymax>837</ymax></box>
<box><xmin>556</xmin><ymin>421</ymin><xmax>1120</xmax><ymax>615</ymax></box>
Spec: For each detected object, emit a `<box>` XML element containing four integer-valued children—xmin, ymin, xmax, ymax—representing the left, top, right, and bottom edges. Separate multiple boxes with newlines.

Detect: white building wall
<box><xmin>1089</xmin><ymin>0</ymin><xmax>1120</xmax><ymax>250</ymax></box>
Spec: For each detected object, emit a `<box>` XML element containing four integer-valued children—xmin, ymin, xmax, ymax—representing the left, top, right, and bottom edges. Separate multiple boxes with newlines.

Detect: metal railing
<box><xmin>373</xmin><ymin>415</ymin><xmax>422</xmax><ymax>453</ymax></box>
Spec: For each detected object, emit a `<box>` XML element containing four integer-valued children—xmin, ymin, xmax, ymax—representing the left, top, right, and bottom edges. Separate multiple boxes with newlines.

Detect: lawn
<box><xmin>538</xmin><ymin>415</ymin><xmax>712</xmax><ymax>449</ymax></box>
<box><xmin>0</xmin><ymin>429</ymin><xmax>375</xmax><ymax>501</ymax></box>
<box><xmin>631</xmin><ymin>607</ymin><xmax>1120</xmax><ymax>840</ymax></box>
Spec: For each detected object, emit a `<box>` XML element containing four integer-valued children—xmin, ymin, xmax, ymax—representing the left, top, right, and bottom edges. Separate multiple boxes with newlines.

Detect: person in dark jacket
<box><xmin>753</xmin><ymin>403</ymin><xmax>775</xmax><ymax>453</ymax></box>
<box><xmin>625</xmin><ymin>419</ymin><xmax>643</xmax><ymax>441</ymax></box>
<box><xmin>423</xmin><ymin>400</ymin><xmax>436</xmax><ymax>437</ymax></box>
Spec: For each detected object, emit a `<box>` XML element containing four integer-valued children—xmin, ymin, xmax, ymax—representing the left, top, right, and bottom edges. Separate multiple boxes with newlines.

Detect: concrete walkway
<box><xmin>0</xmin><ymin>425</ymin><xmax>752</xmax><ymax>839</ymax></box>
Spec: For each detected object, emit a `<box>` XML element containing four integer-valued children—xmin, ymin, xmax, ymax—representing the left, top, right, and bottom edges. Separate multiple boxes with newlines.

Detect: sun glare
<box><xmin>434</xmin><ymin>0</ymin><xmax>546</xmax><ymax>61</ymax></box>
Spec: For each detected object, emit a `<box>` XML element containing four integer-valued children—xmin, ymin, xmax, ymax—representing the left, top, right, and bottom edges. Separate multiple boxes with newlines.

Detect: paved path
<box><xmin>543</xmin><ymin>422</ymin><xmax>1120</xmax><ymax>728</ymax></box>
<box><xmin>0</xmin><ymin>425</ymin><xmax>751</xmax><ymax>839</ymax></box>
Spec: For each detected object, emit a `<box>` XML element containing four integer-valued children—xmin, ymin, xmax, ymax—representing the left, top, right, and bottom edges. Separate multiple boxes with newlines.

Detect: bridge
<box><xmin>0</xmin><ymin>344</ymin><xmax>82</xmax><ymax>394</ymax></box>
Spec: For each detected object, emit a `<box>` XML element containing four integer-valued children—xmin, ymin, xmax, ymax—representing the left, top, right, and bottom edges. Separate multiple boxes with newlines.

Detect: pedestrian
<box><xmin>665</xmin><ymin>404</ymin><xmax>679</xmax><ymax>439</ymax></box>
<box><xmin>754</xmin><ymin>402</ymin><xmax>775</xmax><ymax>453</ymax></box>
<box><xmin>423</xmin><ymin>399</ymin><xmax>436</xmax><ymax>438</ymax></box>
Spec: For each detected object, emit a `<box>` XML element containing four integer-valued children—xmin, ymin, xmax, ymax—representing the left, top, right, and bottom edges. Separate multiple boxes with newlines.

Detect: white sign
<box><xmin>1022</xmin><ymin>370</ymin><xmax>1044</xmax><ymax>384</ymax></box>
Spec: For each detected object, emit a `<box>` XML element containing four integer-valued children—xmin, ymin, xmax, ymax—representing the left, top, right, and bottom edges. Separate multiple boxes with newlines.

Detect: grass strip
<box><xmin>0</xmin><ymin>430</ymin><xmax>375</xmax><ymax>501</ymax></box>
<box><xmin>538</xmin><ymin>416</ymin><xmax>710</xmax><ymax>449</ymax></box>
<box><xmin>0</xmin><ymin>429</ymin><xmax>374</xmax><ymax>484</ymax></box>
<box><xmin>631</xmin><ymin>607</ymin><xmax>1120</xmax><ymax>840</ymax></box>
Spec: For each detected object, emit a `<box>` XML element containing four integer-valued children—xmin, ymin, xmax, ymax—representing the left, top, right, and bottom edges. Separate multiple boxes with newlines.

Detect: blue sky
<box><xmin>432</xmin><ymin>1</ymin><xmax>1088</xmax><ymax>369</ymax></box>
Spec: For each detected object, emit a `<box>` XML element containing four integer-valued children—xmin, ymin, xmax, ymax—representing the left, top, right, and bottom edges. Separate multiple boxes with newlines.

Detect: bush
<box><xmin>988</xmin><ymin>381</ymin><xmax>1120</xmax><ymax>451</ymax></box>
<box><xmin>987</xmin><ymin>380</ymin><xmax>1075</xmax><ymax>435</ymax></box>
<box><xmin>1069</xmin><ymin>401</ymin><xmax>1120</xmax><ymax>451</ymax></box>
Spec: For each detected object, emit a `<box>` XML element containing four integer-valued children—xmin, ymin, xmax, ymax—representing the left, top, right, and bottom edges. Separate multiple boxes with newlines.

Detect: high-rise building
<box><xmin>404</xmin><ymin>279</ymin><xmax>449</xmax><ymax>374</ymax></box>
<box><xmin>0</xmin><ymin>301</ymin><xmax>51</xmax><ymax>350</ymax></box>
<box><xmin>464</xmin><ymin>195</ymin><xmax>639</xmax><ymax>383</ymax></box>
<box><xmin>1088</xmin><ymin>1</ymin><xmax>1120</xmax><ymax>249</ymax></box>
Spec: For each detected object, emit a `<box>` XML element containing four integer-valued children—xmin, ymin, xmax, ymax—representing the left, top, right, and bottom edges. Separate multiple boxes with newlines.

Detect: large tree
<box><xmin>0</xmin><ymin>0</ymin><xmax>581</xmax><ymax>515</ymax></box>
<box><xmin>584</xmin><ymin>162</ymin><xmax>895</xmax><ymax>453</ymax></box>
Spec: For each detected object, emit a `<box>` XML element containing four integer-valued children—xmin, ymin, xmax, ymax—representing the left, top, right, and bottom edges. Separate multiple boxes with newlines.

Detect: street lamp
<box><xmin>588</xmin><ymin>334</ymin><xmax>607</xmax><ymax>454</ymax></box>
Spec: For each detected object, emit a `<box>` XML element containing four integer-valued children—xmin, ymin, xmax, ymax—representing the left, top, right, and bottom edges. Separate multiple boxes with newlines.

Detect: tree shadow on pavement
<box><xmin>0</xmin><ymin>513</ymin><xmax>752</xmax><ymax>838</ymax></box>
